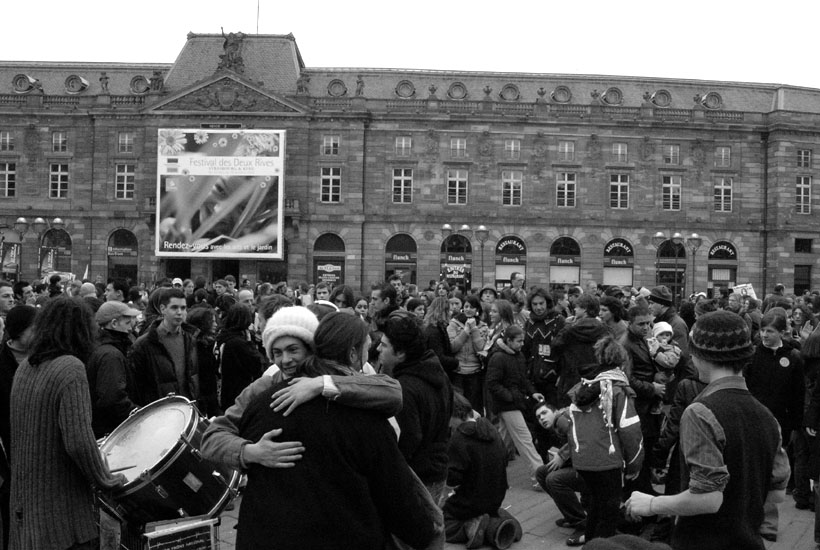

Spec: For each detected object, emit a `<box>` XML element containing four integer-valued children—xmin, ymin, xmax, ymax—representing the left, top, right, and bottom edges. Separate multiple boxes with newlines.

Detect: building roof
<box><xmin>164</xmin><ymin>33</ymin><xmax>304</xmax><ymax>93</ymax></box>
<box><xmin>1</xmin><ymin>32</ymin><xmax>820</xmax><ymax>114</ymax></box>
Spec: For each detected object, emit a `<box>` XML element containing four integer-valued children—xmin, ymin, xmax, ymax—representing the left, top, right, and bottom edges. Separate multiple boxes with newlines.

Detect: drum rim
<box><xmin>101</xmin><ymin>395</ymin><xmax>198</xmax><ymax>493</ymax></box>
<box><xmin>206</xmin><ymin>469</ymin><xmax>242</xmax><ymax>517</ymax></box>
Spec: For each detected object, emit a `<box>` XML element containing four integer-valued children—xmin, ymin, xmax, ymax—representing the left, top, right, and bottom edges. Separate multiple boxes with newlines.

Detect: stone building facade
<box><xmin>0</xmin><ymin>32</ymin><xmax>818</xmax><ymax>299</ymax></box>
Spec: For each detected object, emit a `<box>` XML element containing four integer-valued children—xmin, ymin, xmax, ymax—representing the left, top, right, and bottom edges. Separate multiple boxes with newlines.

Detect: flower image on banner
<box><xmin>155</xmin><ymin>128</ymin><xmax>285</xmax><ymax>259</ymax></box>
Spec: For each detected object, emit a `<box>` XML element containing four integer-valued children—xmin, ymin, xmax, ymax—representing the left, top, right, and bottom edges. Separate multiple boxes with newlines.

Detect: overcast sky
<box><xmin>5</xmin><ymin>1</ymin><xmax>819</xmax><ymax>89</ymax></box>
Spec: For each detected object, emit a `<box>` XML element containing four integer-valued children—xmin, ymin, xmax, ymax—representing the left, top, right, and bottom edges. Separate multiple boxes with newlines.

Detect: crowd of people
<box><xmin>0</xmin><ymin>271</ymin><xmax>817</xmax><ymax>549</ymax></box>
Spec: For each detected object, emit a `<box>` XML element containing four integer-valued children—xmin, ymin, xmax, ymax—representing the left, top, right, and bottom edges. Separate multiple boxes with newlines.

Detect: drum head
<box><xmin>100</xmin><ymin>397</ymin><xmax>194</xmax><ymax>484</ymax></box>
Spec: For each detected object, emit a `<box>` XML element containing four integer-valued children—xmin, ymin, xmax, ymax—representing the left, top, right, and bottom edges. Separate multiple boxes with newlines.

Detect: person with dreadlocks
<box><xmin>565</xmin><ymin>334</ymin><xmax>643</xmax><ymax>544</ymax></box>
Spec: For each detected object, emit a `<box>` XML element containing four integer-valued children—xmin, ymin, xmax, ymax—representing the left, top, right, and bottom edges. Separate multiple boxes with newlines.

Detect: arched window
<box><xmin>313</xmin><ymin>233</ymin><xmax>345</xmax><ymax>286</ymax></box>
<box><xmin>314</xmin><ymin>233</ymin><xmax>345</xmax><ymax>253</ymax></box>
<box><xmin>107</xmin><ymin>229</ymin><xmax>139</xmax><ymax>283</ymax></box>
<box><xmin>550</xmin><ymin>236</ymin><xmax>581</xmax><ymax>256</ymax></box>
<box><xmin>385</xmin><ymin>233</ymin><xmax>418</xmax><ymax>285</ymax></box>
<box><xmin>441</xmin><ymin>234</ymin><xmax>472</xmax><ymax>254</ymax></box>
<box><xmin>40</xmin><ymin>228</ymin><xmax>72</xmax><ymax>275</ymax></box>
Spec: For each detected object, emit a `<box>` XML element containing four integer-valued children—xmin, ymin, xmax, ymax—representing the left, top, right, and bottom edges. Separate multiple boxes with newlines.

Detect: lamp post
<box><xmin>474</xmin><ymin>225</ymin><xmax>489</xmax><ymax>288</ymax></box>
<box><xmin>441</xmin><ymin>223</ymin><xmax>490</xmax><ymax>288</ymax></box>
<box><xmin>686</xmin><ymin>233</ymin><xmax>703</xmax><ymax>297</ymax></box>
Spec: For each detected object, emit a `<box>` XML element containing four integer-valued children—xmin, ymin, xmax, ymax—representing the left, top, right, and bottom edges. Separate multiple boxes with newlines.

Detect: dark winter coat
<box><xmin>393</xmin><ymin>350</ymin><xmax>453</xmax><ymax>484</ymax></box>
<box><xmin>85</xmin><ymin>328</ymin><xmax>138</xmax><ymax>438</ymax></box>
<box><xmin>128</xmin><ymin>319</ymin><xmax>199</xmax><ymax>406</ymax></box>
<box><xmin>654</xmin><ymin>377</ymin><xmax>708</xmax><ymax>468</ymax></box>
<box><xmin>424</xmin><ymin>321</ymin><xmax>459</xmax><ymax>377</ymax></box>
<box><xmin>443</xmin><ymin>417</ymin><xmax>508</xmax><ymax>520</ymax></box>
<box><xmin>621</xmin><ymin>328</ymin><xmax>659</xmax><ymax>416</ymax></box>
<box><xmin>744</xmin><ymin>340</ymin><xmax>805</xmax><ymax>435</ymax></box>
<box><xmin>216</xmin><ymin>329</ymin><xmax>265</xmax><ymax>411</ymax></box>
<box><xmin>486</xmin><ymin>340</ymin><xmax>536</xmax><ymax>414</ymax></box>
<box><xmin>195</xmin><ymin>332</ymin><xmax>220</xmax><ymax>416</ymax></box>
<box><xmin>552</xmin><ymin>317</ymin><xmax>608</xmax><ymax>404</ymax></box>
<box><xmin>236</xmin><ymin>384</ymin><xmax>439</xmax><ymax>550</ymax></box>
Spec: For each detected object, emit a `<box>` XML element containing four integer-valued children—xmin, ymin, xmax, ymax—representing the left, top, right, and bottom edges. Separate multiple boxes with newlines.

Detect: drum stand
<box><xmin>97</xmin><ymin>495</ymin><xmax>224</xmax><ymax>550</ymax></box>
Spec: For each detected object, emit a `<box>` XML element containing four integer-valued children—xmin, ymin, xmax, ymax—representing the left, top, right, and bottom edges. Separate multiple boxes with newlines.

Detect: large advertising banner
<box><xmin>155</xmin><ymin>129</ymin><xmax>285</xmax><ymax>259</ymax></box>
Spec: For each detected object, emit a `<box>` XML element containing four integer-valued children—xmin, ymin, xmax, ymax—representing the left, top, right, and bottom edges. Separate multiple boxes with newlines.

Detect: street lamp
<box><xmin>15</xmin><ymin>217</ymin><xmax>68</xmax><ymax>278</ymax></box>
<box><xmin>474</xmin><ymin>225</ymin><xmax>489</xmax><ymax>287</ymax></box>
<box><xmin>14</xmin><ymin>216</ymin><xmax>66</xmax><ymax>237</ymax></box>
<box><xmin>686</xmin><ymin>233</ymin><xmax>703</xmax><ymax>297</ymax></box>
<box><xmin>441</xmin><ymin>223</ymin><xmax>491</xmax><ymax>288</ymax></box>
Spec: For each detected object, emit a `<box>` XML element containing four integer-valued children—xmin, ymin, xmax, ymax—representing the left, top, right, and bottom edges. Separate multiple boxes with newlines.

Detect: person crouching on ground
<box><xmin>566</xmin><ymin>335</ymin><xmax>643</xmax><ymax>544</ymax></box>
<box><xmin>443</xmin><ymin>392</ymin><xmax>521</xmax><ymax>550</ymax></box>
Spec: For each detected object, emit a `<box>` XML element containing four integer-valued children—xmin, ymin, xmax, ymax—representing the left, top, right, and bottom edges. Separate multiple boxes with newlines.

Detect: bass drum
<box><xmin>99</xmin><ymin>395</ymin><xmax>239</xmax><ymax>526</ymax></box>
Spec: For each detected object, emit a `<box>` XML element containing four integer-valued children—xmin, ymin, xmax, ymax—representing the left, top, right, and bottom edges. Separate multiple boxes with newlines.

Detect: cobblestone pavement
<box><xmin>210</xmin><ymin>456</ymin><xmax>815</xmax><ymax>549</ymax></box>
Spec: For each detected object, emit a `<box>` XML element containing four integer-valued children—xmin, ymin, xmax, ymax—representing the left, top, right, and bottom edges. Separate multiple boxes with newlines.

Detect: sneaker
<box><xmin>796</xmin><ymin>501</ymin><xmax>816</xmax><ymax>511</ymax></box>
<box><xmin>566</xmin><ymin>528</ymin><xmax>585</xmax><ymax>546</ymax></box>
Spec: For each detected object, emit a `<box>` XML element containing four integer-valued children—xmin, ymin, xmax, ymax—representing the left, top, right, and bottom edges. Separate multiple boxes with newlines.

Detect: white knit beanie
<box><xmin>652</xmin><ymin>321</ymin><xmax>673</xmax><ymax>339</ymax></box>
<box><xmin>261</xmin><ymin>306</ymin><xmax>319</xmax><ymax>360</ymax></box>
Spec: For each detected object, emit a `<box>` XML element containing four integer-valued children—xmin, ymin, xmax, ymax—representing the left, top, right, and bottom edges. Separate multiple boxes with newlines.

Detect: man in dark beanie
<box><xmin>626</xmin><ymin>310</ymin><xmax>790</xmax><ymax>550</ymax></box>
<box><xmin>646</xmin><ymin>285</ymin><xmax>689</xmax><ymax>353</ymax></box>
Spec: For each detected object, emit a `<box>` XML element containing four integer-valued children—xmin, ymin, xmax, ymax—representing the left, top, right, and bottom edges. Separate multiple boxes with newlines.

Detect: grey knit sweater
<box><xmin>10</xmin><ymin>355</ymin><xmax>122</xmax><ymax>550</ymax></box>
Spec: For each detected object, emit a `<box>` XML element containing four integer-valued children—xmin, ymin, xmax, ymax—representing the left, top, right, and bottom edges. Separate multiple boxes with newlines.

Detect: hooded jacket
<box><xmin>393</xmin><ymin>350</ymin><xmax>453</xmax><ymax>483</ymax></box>
<box><xmin>85</xmin><ymin>328</ymin><xmax>138</xmax><ymax>438</ymax></box>
<box><xmin>443</xmin><ymin>416</ymin><xmax>508</xmax><ymax>520</ymax></box>
<box><xmin>486</xmin><ymin>339</ymin><xmax>536</xmax><ymax>414</ymax></box>
<box><xmin>552</xmin><ymin>317</ymin><xmax>609</xmax><ymax>404</ymax></box>
<box><xmin>565</xmin><ymin>369</ymin><xmax>644</xmax><ymax>475</ymax></box>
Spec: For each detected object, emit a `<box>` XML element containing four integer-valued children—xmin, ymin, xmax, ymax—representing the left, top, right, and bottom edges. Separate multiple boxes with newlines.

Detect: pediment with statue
<box><xmin>151</xmin><ymin>75</ymin><xmax>305</xmax><ymax>114</ymax></box>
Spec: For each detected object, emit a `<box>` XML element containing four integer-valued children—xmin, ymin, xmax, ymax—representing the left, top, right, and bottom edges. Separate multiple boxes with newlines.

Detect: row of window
<box><xmin>319</xmin><ymin>167</ymin><xmax>814</xmax><ymax>214</ymax></box>
<box><xmin>321</xmin><ymin>135</ymin><xmax>814</xmax><ymax>168</ymax></box>
<box><xmin>0</xmin><ymin>130</ymin><xmax>814</xmax><ymax>169</ymax></box>
<box><xmin>0</xmin><ymin>158</ymin><xmax>810</xmax><ymax>213</ymax></box>
<box><xmin>0</xmin><ymin>131</ymin><xmax>137</xmax><ymax>154</ymax></box>
<box><xmin>0</xmin><ymin>163</ymin><xmax>135</xmax><ymax>200</ymax></box>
